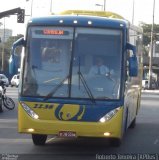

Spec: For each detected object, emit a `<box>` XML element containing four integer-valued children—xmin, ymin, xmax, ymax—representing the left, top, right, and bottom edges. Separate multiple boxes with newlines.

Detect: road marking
<box><xmin>0</xmin><ymin>126</ymin><xmax>17</xmax><ymax>129</ymax></box>
<box><xmin>154</xmin><ymin>139</ymin><xmax>159</xmax><ymax>145</ymax></box>
<box><xmin>0</xmin><ymin>119</ymin><xmax>17</xmax><ymax>123</ymax></box>
<box><xmin>0</xmin><ymin>138</ymin><xmax>31</xmax><ymax>143</ymax></box>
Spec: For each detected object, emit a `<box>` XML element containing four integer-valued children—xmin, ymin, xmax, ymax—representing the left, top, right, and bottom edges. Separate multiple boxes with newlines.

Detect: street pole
<box><xmin>148</xmin><ymin>0</ymin><xmax>155</xmax><ymax>89</ymax></box>
<box><xmin>50</xmin><ymin>0</ymin><xmax>52</xmax><ymax>14</ymax></box>
<box><xmin>103</xmin><ymin>0</ymin><xmax>106</xmax><ymax>11</ymax></box>
<box><xmin>95</xmin><ymin>4</ymin><xmax>103</xmax><ymax>11</ymax></box>
<box><xmin>26</xmin><ymin>0</ymin><xmax>33</xmax><ymax>17</ymax></box>
<box><xmin>132</xmin><ymin>0</ymin><xmax>135</xmax><ymax>24</ymax></box>
<box><xmin>30</xmin><ymin>0</ymin><xmax>34</xmax><ymax>17</ymax></box>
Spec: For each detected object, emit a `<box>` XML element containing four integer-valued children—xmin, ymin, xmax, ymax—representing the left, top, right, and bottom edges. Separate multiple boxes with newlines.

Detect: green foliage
<box><xmin>139</xmin><ymin>23</ymin><xmax>159</xmax><ymax>56</ymax></box>
<box><xmin>4</xmin><ymin>34</ymin><xmax>23</xmax><ymax>54</ymax></box>
<box><xmin>140</xmin><ymin>23</ymin><xmax>159</xmax><ymax>46</ymax></box>
<box><xmin>0</xmin><ymin>34</ymin><xmax>23</xmax><ymax>72</ymax></box>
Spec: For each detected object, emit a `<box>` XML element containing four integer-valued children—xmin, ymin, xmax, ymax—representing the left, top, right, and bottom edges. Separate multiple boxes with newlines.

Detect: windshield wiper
<box><xmin>43</xmin><ymin>75</ymin><xmax>69</xmax><ymax>101</ymax></box>
<box><xmin>78</xmin><ymin>71</ymin><xmax>96</xmax><ymax>104</ymax></box>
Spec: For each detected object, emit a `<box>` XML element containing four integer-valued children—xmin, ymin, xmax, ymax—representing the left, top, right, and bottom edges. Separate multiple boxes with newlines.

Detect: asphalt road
<box><xmin>0</xmin><ymin>87</ymin><xmax>159</xmax><ymax>160</ymax></box>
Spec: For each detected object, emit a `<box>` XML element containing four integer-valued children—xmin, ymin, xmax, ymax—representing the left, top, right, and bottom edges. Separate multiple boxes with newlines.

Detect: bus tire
<box><xmin>32</xmin><ymin>134</ymin><xmax>47</xmax><ymax>145</ymax></box>
<box><xmin>0</xmin><ymin>97</ymin><xmax>3</xmax><ymax>113</ymax></box>
<box><xmin>129</xmin><ymin>118</ymin><xmax>136</xmax><ymax>129</ymax></box>
<box><xmin>124</xmin><ymin>108</ymin><xmax>128</xmax><ymax>133</ymax></box>
<box><xmin>110</xmin><ymin>138</ymin><xmax>121</xmax><ymax>147</ymax></box>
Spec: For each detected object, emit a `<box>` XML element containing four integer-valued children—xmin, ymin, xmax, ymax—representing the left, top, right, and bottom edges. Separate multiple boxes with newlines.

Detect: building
<box><xmin>0</xmin><ymin>28</ymin><xmax>12</xmax><ymax>42</ymax></box>
<box><xmin>153</xmin><ymin>41</ymin><xmax>159</xmax><ymax>57</ymax></box>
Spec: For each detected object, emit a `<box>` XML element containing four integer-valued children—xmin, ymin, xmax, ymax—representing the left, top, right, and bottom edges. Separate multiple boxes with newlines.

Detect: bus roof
<box><xmin>59</xmin><ymin>10</ymin><xmax>124</xmax><ymax>19</ymax></box>
<box><xmin>28</xmin><ymin>10</ymin><xmax>142</xmax><ymax>33</ymax></box>
<box><xmin>28</xmin><ymin>15</ymin><xmax>128</xmax><ymax>29</ymax></box>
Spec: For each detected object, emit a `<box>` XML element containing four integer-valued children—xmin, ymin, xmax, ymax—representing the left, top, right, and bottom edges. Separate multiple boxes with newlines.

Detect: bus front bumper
<box><xmin>18</xmin><ymin>104</ymin><xmax>123</xmax><ymax>139</ymax></box>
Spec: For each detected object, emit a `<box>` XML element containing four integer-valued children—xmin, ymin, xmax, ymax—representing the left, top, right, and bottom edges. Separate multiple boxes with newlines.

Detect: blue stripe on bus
<box><xmin>19</xmin><ymin>96</ymin><xmax>124</xmax><ymax>106</ymax></box>
<box><xmin>19</xmin><ymin>97</ymin><xmax>124</xmax><ymax>122</ymax></box>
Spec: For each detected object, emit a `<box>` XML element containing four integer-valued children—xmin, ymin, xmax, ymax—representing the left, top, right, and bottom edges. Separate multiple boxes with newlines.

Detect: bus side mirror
<box><xmin>9</xmin><ymin>37</ymin><xmax>25</xmax><ymax>75</ymax></box>
<box><xmin>126</xmin><ymin>43</ymin><xmax>138</xmax><ymax>77</ymax></box>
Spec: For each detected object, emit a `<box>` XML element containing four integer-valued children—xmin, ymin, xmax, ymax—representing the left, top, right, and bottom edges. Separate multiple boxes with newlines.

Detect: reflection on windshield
<box><xmin>44</xmin><ymin>75</ymin><xmax>69</xmax><ymax>100</ymax></box>
<box><xmin>22</xmin><ymin>27</ymin><xmax>122</xmax><ymax>100</ymax></box>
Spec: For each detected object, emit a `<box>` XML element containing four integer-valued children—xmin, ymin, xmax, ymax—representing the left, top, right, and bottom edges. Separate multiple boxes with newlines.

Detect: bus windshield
<box><xmin>22</xmin><ymin>26</ymin><xmax>122</xmax><ymax>100</ymax></box>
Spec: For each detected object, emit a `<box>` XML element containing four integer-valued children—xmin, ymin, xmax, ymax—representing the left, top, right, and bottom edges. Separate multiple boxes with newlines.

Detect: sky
<box><xmin>0</xmin><ymin>0</ymin><xmax>159</xmax><ymax>36</ymax></box>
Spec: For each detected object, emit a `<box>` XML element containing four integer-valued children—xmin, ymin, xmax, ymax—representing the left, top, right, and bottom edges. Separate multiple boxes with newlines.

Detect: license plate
<box><xmin>59</xmin><ymin>131</ymin><xmax>76</xmax><ymax>138</ymax></box>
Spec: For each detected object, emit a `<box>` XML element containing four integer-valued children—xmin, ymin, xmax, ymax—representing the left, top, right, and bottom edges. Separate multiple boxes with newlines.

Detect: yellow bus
<box><xmin>10</xmin><ymin>10</ymin><xmax>143</xmax><ymax>146</ymax></box>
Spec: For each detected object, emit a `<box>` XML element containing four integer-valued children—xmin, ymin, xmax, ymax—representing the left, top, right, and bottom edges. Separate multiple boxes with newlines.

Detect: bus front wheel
<box><xmin>0</xmin><ymin>97</ymin><xmax>3</xmax><ymax>113</ymax></box>
<box><xmin>32</xmin><ymin>134</ymin><xmax>47</xmax><ymax>145</ymax></box>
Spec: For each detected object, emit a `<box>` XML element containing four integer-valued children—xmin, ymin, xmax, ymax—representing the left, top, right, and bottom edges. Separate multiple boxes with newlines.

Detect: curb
<box><xmin>142</xmin><ymin>90</ymin><xmax>159</xmax><ymax>93</ymax></box>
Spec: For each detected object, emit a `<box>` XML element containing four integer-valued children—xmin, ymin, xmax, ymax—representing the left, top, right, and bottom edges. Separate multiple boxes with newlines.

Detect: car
<box><xmin>10</xmin><ymin>74</ymin><xmax>20</xmax><ymax>87</ymax></box>
<box><xmin>142</xmin><ymin>79</ymin><xmax>156</xmax><ymax>90</ymax></box>
<box><xmin>142</xmin><ymin>80</ymin><xmax>148</xmax><ymax>89</ymax></box>
<box><xmin>0</xmin><ymin>74</ymin><xmax>9</xmax><ymax>87</ymax></box>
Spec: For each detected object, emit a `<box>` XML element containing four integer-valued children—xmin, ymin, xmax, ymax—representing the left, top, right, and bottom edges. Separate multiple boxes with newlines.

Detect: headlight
<box><xmin>20</xmin><ymin>102</ymin><xmax>39</xmax><ymax>119</ymax></box>
<box><xmin>99</xmin><ymin>107</ymin><xmax>120</xmax><ymax>123</ymax></box>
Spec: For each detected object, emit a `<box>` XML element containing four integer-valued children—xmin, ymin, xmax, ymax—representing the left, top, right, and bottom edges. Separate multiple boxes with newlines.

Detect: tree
<box><xmin>139</xmin><ymin>23</ymin><xmax>159</xmax><ymax>56</ymax></box>
<box><xmin>140</xmin><ymin>23</ymin><xmax>159</xmax><ymax>46</ymax></box>
<box><xmin>0</xmin><ymin>34</ymin><xmax>23</xmax><ymax>73</ymax></box>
